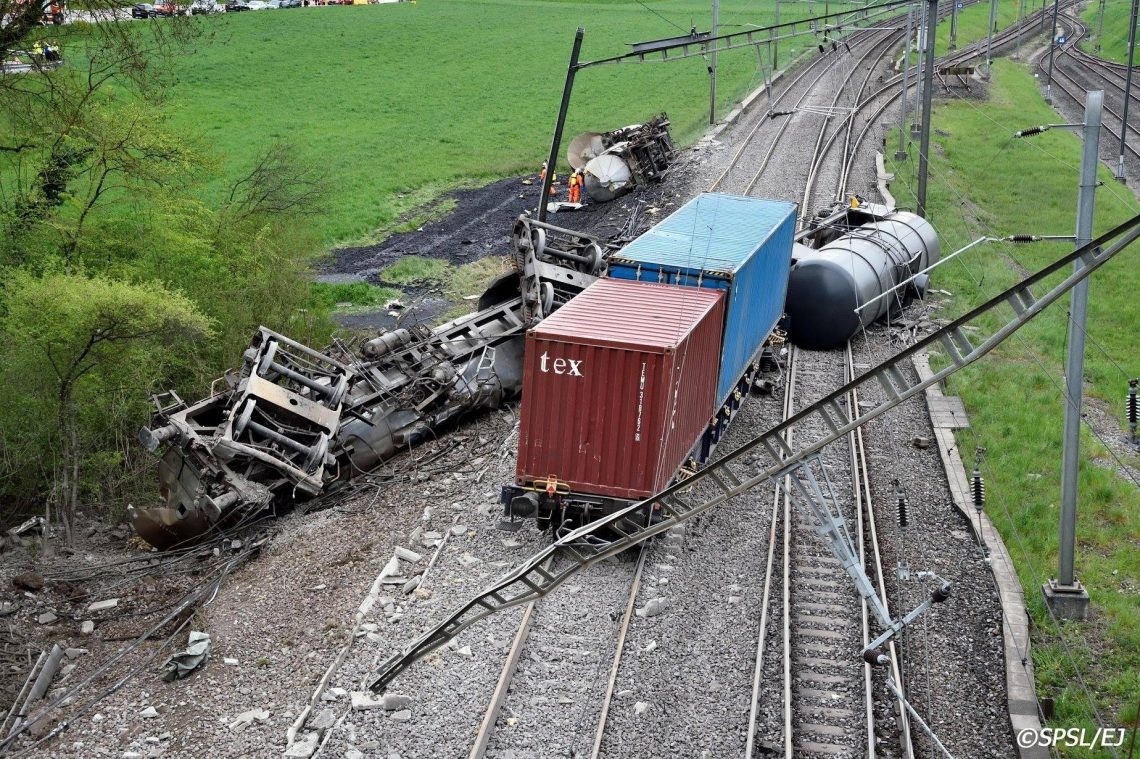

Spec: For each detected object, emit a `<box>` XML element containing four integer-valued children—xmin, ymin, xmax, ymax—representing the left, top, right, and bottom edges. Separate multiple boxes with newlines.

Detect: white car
<box><xmin>247</xmin><ymin>1</ymin><xmax>270</xmax><ymax>8</ymax></box>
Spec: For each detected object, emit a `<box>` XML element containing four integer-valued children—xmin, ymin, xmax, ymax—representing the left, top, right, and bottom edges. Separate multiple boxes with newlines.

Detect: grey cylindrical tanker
<box><xmin>785</xmin><ymin>212</ymin><xmax>940</xmax><ymax>350</ymax></box>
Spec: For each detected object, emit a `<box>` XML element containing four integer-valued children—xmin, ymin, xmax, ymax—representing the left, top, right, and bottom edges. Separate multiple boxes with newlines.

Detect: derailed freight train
<box><xmin>502</xmin><ymin>197</ymin><xmax>940</xmax><ymax>532</ymax></box>
<box><xmin>503</xmin><ymin>193</ymin><xmax>796</xmax><ymax>531</ymax></box>
<box><xmin>134</xmin><ymin>192</ymin><xmax>938</xmax><ymax>548</ymax></box>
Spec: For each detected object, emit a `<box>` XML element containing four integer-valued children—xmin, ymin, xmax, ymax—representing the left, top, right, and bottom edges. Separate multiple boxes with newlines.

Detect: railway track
<box><xmin>1044</xmin><ymin>7</ymin><xmax>1140</xmax><ymax>179</ymax></box>
<box><xmin>739</xmin><ymin>342</ymin><xmax>912</xmax><ymax>759</ymax></box>
<box><xmin>466</xmin><ymin>551</ymin><xmax>646</xmax><ymax>759</ymax></box>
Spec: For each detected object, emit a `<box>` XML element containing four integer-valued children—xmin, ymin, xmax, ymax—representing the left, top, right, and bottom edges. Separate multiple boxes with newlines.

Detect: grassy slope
<box><xmin>1080</xmin><ymin>0</ymin><xmax>1136</xmax><ymax>62</ymax></box>
<box><xmin>889</xmin><ymin>59</ymin><xmax>1140</xmax><ymax>754</ymax></box>
<box><xmin>168</xmin><ymin>0</ymin><xmax>860</xmax><ymax>244</ymax></box>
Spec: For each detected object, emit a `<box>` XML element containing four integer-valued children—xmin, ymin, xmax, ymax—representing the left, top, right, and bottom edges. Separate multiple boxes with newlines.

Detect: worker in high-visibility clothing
<box><xmin>539</xmin><ymin>161</ymin><xmax>558</xmax><ymax>196</ymax></box>
<box><xmin>567</xmin><ymin>170</ymin><xmax>581</xmax><ymax>204</ymax></box>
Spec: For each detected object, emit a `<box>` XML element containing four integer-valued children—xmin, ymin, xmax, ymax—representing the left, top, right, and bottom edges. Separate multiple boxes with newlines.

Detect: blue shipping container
<box><xmin>607</xmin><ymin>193</ymin><xmax>796</xmax><ymax>405</ymax></box>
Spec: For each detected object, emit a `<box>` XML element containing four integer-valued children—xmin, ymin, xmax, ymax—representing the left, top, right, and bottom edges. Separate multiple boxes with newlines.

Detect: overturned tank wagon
<box><xmin>784</xmin><ymin>202</ymin><xmax>940</xmax><ymax>350</ymax></box>
<box><xmin>566</xmin><ymin>114</ymin><xmax>676</xmax><ymax>203</ymax></box>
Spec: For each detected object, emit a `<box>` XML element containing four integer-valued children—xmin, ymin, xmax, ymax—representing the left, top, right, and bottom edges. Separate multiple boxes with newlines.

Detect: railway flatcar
<box><xmin>503</xmin><ymin>193</ymin><xmax>797</xmax><ymax>532</ymax></box>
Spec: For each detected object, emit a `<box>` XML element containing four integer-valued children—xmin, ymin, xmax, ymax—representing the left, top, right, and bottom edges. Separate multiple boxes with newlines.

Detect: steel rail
<box><xmin>740</xmin><ymin>343</ymin><xmax>797</xmax><ymax>759</ymax></box>
<box><xmin>587</xmin><ymin>547</ymin><xmax>649</xmax><ymax>759</ymax></box>
<box><xmin>780</xmin><ymin>350</ymin><xmax>799</xmax><ymax>758</ymax></box>
<box><xmin>467</xmin><ymin>560</ymin><xmax>550</xmax><ymax>759</ymax></box>
<box><xmin>847</xmin><ymin>342</ymin><xmax>914</xmax><ymax>759</ymax></box>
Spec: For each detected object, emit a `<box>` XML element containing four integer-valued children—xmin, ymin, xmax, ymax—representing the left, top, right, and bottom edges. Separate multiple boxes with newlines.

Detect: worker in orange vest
<box><xmin>567</xmin><ymin>170</ymin><xmax>581</xmax><ymax>204</ymax></box>
<box><xmin>539</xmin><ymin>161</ymin><xmax>558</xmax><ymax>197</ymax></box>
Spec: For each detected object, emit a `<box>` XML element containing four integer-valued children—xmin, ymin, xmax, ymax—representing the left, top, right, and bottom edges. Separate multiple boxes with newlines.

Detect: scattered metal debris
<box><xmin>162</xmin><ymin>630</ymin><xmax>211</xmax><ymax>681</ymax></box>
<box><xmin>133</xmin><ymin>219</ymin><xmax>616</xmax><ymax>549</ymax></box>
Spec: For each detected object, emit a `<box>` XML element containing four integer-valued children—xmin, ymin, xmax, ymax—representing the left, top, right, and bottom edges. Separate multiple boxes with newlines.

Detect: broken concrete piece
<box><xmin>381</xmin><ymin>694</ymin><xmax>412</xmax><ymax>711</ymax></box>
<box><xmin>223</xmin><ymin>658</ymin><xmax>239</xmax><ymax>666</ymax></box>
<box><xmin>634</xmin><ymin>701</ymin><xmax>650</xmax><ymax>715</ymax></box>
<box><xmin>284</xmin><ymin>732</ymin><xmax>318</xmax><ymax>758</ymax></box>
<box><xmin>228</xmin><ymin>708</ymin><xmax>269</xmax><ymax>730</ymax></box>
<box><xmin>450</xmin><ymin>525</ymin><xmax>467</xmax><ymax>537</ymax></box>
<box><xmin>64</xmin><ymin>648</ymin><xmax>86</xmax><ymax>659</ymax></box>
<box><xmin>139</xmin><ymin>707</ymin><xmax>159</xmax><ymax>719</ymax></box>
<box><xmin>402</xmin><ymin>576</ymin><xmax>420</xmax><ymax>595</ymax></box>
<box><xmin>350</xmin><ymin>691</ymin><xmax>386</xmax><ymax>711</ymax></box>
<box><xmin>389</xmin><ymin>709</ymin><xmax>411</xmax><ymax>722</ymax></box>
<box><xmin>87</xmin><ymin>598</ymin><xmax>119</xmax><ymax>613</ymax></box>
<box><xmin>394</xmin><ymin>547</ymin><xmax>422</xmax><ymax>563</ymax></box>
<box><xmin>80</xmin><ymin>621</ymin><xmax>94</xmax><ymax>635</ymax></box>
<box><xmin>345</xmin><ymin>751</ymin><xmax>364</xmax><ymax>759</ymax></box>
<box><xmin>635</xmin><ymin>598</ymin><xmax>668</xmax><ymax>618</ymax></box>
<box><xmin>380</xmin><ymin>556</ymin><xmax>400</xmax><ymax>578</ymax></box>
<box><xmin>37</xmin><ymin>612</ymin><xmax>57</xmax><ymax>625</ymax></box>
<box><xmin>309</xmin><ymin>708</ymin><xmax>335</xmax><ymax>731</ymax></box>
<box><xmin>455</xmin><ymin>646</ymin><xmax>472</xmax><ymax>658</ymax></box>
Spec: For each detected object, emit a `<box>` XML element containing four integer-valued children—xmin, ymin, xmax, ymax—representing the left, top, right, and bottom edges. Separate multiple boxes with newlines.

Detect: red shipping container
<box><xmin>516</xmin><ymin>279</ymin><xmax>725</xmax><ymax>500</ymax></box>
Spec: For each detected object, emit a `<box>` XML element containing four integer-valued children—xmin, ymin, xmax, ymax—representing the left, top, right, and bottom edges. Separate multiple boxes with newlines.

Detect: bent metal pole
<box><xmin>538</xmin><ymin>28</ymin><xmax>584</xmax><ymax>223</ymax></box>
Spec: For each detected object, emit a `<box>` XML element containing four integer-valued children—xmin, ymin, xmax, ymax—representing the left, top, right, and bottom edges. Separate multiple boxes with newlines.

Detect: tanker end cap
<box><xmin>139</xmin><ymin>424</ymin><xmax>178</xmax><ymax>453</ymax></box>
<box><xmin>931</xmin><ymin>581</ymin><xmax>953</xmax><ymax>604</ymax></box>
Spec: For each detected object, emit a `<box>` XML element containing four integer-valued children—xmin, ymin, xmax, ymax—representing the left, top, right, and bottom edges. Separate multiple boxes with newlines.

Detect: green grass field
<box><xmin>1080</xmin><ymin>0</ymin><xmax>1136</xmax><ymax>63</ymax></box>
<box><xmin>889</xmin><ymin>60</ymin><xmax>1140</xmax><ymax>754</ymax></box>
<box><xmin>168</xmin><ymin>0</ymin><xmax>861</xmax><ymax>244</ymax></box>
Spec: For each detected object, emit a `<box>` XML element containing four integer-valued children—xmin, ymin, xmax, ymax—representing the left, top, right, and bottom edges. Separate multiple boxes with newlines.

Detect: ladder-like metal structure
<box><xmin>367</xmin><ymin>213</ymin><xmax>1140</xmax><ymax>693</ymax></box>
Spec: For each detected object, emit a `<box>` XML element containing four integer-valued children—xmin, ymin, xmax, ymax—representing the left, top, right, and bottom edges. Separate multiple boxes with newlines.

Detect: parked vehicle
<box><xmin>246</xmin><ymin>1</ymin><xmax>270</xmax><ymax>9</ymax></box>
<box><xmin>131</xmin><ymin>2</ymin><xmax>153</xmax><ymax>16</ymax></box>
<box><xmin>224</xmin><ymin>0</ymin><xmax>249</xmax><ymax>10</ymax></box>
<box><xmin>151</xmin><ymin>0</ymin><xmax>178</xmax><ymax>16</ymax></box>
<box><xmin>279</xmin><ymin>0</ymin><xmax>302</xmax><ymax>7</ymax></box>
<box><xmin>190</xmin><ymin>0</ymin><xmax>219</xmax><ymax>13</ymax></box>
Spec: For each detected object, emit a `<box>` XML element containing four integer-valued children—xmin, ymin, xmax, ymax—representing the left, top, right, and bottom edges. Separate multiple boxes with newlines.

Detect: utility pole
<box><xmin>538</xmin><ymin>28</ymin><xmax>584</xmax><ymax>223</ymax></box>
<box><xmin>1116</xmin><ymin>0</ymin><xmax>1138</xmax><ymax>183</ymax></box>
<box><xmin>1043</xmin><ymin>89</ymin><xmax>1103</xmax><ymax>621</ymax></box>
<box><xmin>911</xmin><ymin>0</ymin><xmax>926</xmax><ymax>134</ymax></box>
<box><xmin>985</xmin><ymin>0</ymin><xmax>997</xmax><ymax>71</ymax></box>
<box><xmin>1094</xmin><ymin>0</ymin><xmax>1106</xmax><ymax>52</ymax></box>
<box><xmin>774</xmin><ymin>0</ymin><xmax>780</xmax><ymax>68</ymax></box>
<box><xmin>710</xmin><ymin>0</ymin><xmax>719</xmax><ymax>125</ymax></box>
<box><xmin>1013</xmin><ymin>0</ymin><xmax>1025</xmax><ymax>59</ymax></box>
<box><xmin>1044</xmin><ymin>0</ymin><xmax>1061</xmax><ymax>104</ymax></box>
<box><xmin>897</xmin><ymin>4</ymin><xmax>914</xmax><ymax>160</ymax></box>
<box><xmin>917</xmin><ymin>0</ymin><xmax>938</xmax><ymax>217</ymax></box>
<box><xmin>949</xmin><ymin>0</ymin><xmax>958</xmax><ymax>50</ymax></box>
